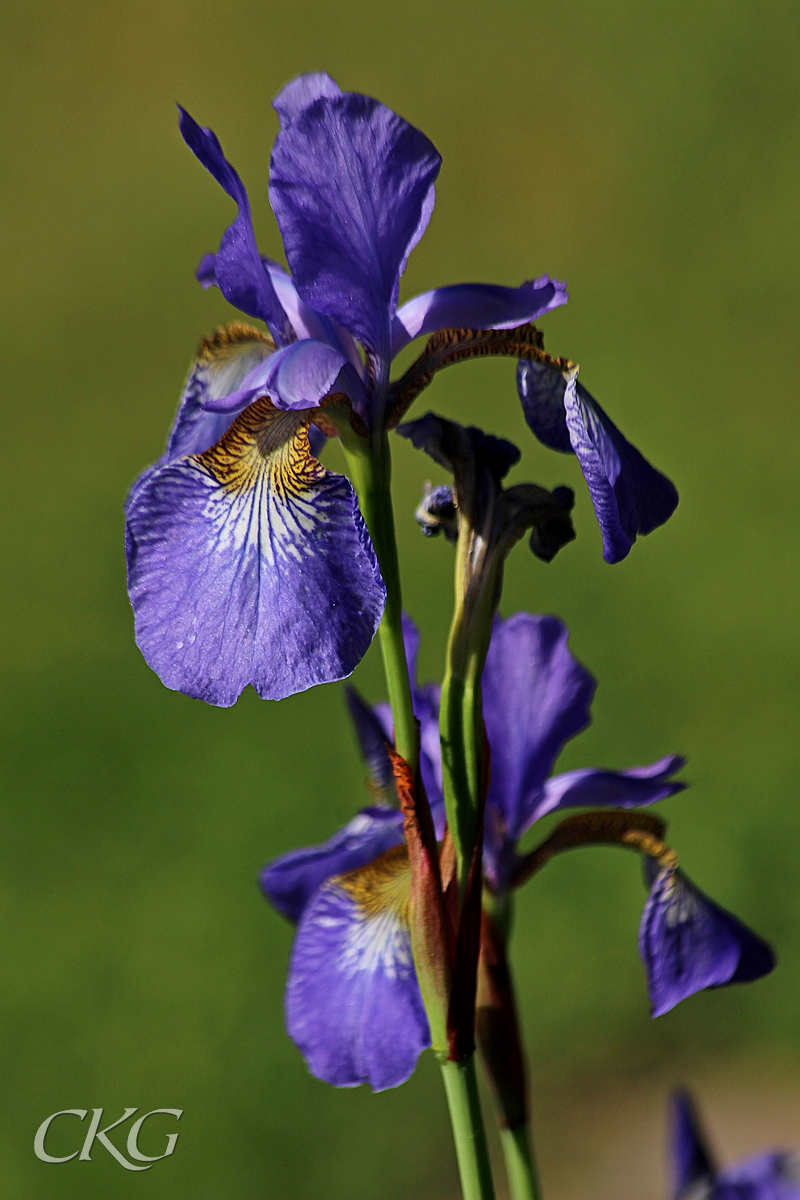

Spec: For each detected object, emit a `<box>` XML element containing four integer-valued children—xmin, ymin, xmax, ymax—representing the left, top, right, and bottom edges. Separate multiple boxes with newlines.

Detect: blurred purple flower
<box><xmin>671</xmin><ymin>1089</ymin><xmax>800</xmax><ymax>1200</ymax></box>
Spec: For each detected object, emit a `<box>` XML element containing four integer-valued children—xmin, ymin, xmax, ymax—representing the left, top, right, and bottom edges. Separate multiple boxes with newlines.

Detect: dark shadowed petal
<box><xmin>179</xmin><ymin>108</ymin><xmax>293</xmax><ymax>343</ymax></box>
<box><xmin>273</xmin><ymin>72</ymin><xmax>342</xmax><ymax>128</ymax></box>
<box><xmin>391</xmin><ymin>277</ymin><xmax>568</xmax><ymax>357</ymax></box>
<box><xmin>530</xmin><ymin>755</ymin><xmax>686</xmax><ymax>825</ymax></box>
<box><xmin>201</xmin><ymin>338</ymin><xmax>366</xmax><ymax>420</ymax></box>
<box><xmin>286</xmin><ymin>847</ymin><xmax>430</xmax><ymax>1090</ymax></box>
<box><xmin>482</xmin><ymin>614</ymin><xmax>596</xmax><ymax>848</ymax></box>
<box><xmin>126</xmin><ymin>398</ymin><xmax>385</xmax><ymax>706</ymax></box>
<box><xmin>639</xmin><ymin>866</ymin><xmax>776</xmax><ymax>1018</ymax></box>
<box><xmin>260</xmin><ymin>808</ymin><xmax>404</xmax><ymax>923</ymax></box>
<box><xmin>518</xmin><ymin>361</ymin><xmax>679</xmax><ymax>563</ymax></box>
<box><xmin>345</xmin><ymin>688</ymin><xmax>396</xmax><ymax>798</ymax></box>
<box><xmin>269</xmin><ymin>91</ymin><xmax>441</xmax><ymax>359</ymax></box>
<box><xmin>670</xmin><ymin>1090</ymin><xmax>717</xmax><ymax>1200</ymax></box>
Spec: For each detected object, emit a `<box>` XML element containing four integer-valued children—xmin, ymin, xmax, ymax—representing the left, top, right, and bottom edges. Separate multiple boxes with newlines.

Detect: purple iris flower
<box><xmin>125</xmin><ymin>73</ymin><xmax>567</xmax><ymax>706</ymax></box>
<box><xmin>517</xmin><ymin>361</ymin><xmax>679</xmax><ymax>563</ymax></box>
<box><xmin>670</xmin><ymin>1089</ymin><xmax>800</xmax><ymax>1200</ymax></box>
<box><xmin>260</xmin><ymin>612</ymin><xmax>684</xmax><ymax>1090</ymax></box>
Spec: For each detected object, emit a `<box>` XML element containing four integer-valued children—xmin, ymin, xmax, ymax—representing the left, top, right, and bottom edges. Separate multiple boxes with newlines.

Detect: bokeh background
<box><xmin>2</xmin><ymin>1</ymin><xmax>799</xmax><ymax>1196</ymax></box>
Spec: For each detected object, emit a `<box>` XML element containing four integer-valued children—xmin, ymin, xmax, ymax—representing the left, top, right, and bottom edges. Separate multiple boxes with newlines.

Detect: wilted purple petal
<box><xmin>260</xmin><ymin>807</ymin><xmax>404</xmax><ymax>923</ymax></box>
<box><xmin>179</xmin><ymin>107</ymin><xmax>293</xmax><ymax>343</ymax></box>
<box><xmin>530</xmin><ymin>755</ymin><xmax>686</xmax><ymax>825</ymax></box>
<box><xmin>286</xmin><ymin>849</ymin><xmax>430</xmax><ymax>1090</ymax></box>
<box><xmin>517</xmin><ymin>361</ymin><xmax>679</xmax><ymax>562</ymax></box>
<box><xmin>391</xmin><ymin>276</ymin><xmax>568</xmax><ymax>357</ymax></box>
<box><xmin>639</xmin><ymin>866</ymin><xmax>775</xmax><ymax>1018</ymax></box>
<box><xmin>269</xmin><ymin>91</ymin><xmax>441</xmax><ymax>359</ymax></box>
<box><xmin>126</xmin><ymin>399</ymin><xmax>385</xmax><ymax>706</ymax></box>
<box><xmin>482</xmin><ymin>614</ymin><xmax>596</xmax><ymax>853</ymax></box>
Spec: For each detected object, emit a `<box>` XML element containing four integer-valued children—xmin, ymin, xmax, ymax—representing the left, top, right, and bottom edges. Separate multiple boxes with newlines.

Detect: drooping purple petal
<box><xmin>200</xmin><ymin>337</ymin><xmax>365</xmax><ymax>420</ymax></box>
<box><xmin>482</xmin><ymin>614</ymin><xmax>596</xmax><ymax>851</ymax></box>
<box><xmin>179</xmin><ymin>108</ymin><xmax>293</xmax><ymax>344</ymax></box>
<box><xmin>670</xmin><ymin>1090</ymin><xmax>717</xmax><ymax>1199</ymax></box>
<box><xmin>391</xmin><ymin>277</ymin><xmax>569</xmax><ymax>357</ymax></box>
<box><xmin>286</xmin><ymin>849</ymin><xmax>430</xmax><ymax>1090</ymax></box>
<box><xmin>529</xmin><ymin>755</ymin><xmax>687</xmax><ymax>826</ymax></box>
<box><xmin>126</xmin><ymin>399</ymin><xmax>385</xmax><ymax>706</ymax></box>
<box><xmin>273</xmin><ymin>72</ymin><xmax>342</xmax><ymax>129</ymax></box>
<box><xmin>639</xmin><ymin>866</ymin><xmax>776</xmax><ymax>1018</ymax></box>
<box><xmin>260</xmin><ymin>807</ymin><xmax>404</xmax><ymax>923</ymax></box>
<box><xmin>517</xmin><ymin>362</ymin><xmax>679</xmax><ymax>563</ymax></box>
<box><xmin>269</xmin><ymin>91</ymin><xmax>441</xmax><ymax>360</ymax></box>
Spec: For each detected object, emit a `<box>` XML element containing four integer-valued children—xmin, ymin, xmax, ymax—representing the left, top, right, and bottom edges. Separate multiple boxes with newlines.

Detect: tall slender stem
<box><xmin>342</xmin><ymin>432</ymin><xmax>417</xmax><ymax>771</ymax></box>
<box><xmin>440</xmin><ymin>1057</ymin><xmax>497</xmax><ymax>1200</ymax></box>
<box><xmin>343</xmin><ymin>429</ymin><xmax>497</xmax><ymax>1200</ymax></box>
<box><xmin>500</xmin><ymin>1125</ymin><xmax>541</xmax><ymax>1200</ymax></box>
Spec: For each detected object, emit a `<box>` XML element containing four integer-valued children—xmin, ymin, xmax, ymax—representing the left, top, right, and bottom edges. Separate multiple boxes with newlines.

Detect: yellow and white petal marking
<box><xmin>126</xmin><ymin>395</ymin><xmax>385</xmax><ymax>706</ymax></box>
<box><xmin>286</xmin><ymin>843</ymin><xmax>430</xmax><ymax>1090</ymax></box>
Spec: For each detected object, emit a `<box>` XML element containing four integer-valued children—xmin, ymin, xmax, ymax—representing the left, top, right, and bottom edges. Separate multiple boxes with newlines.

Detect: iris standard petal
<box><xmin>269</xmin><ymin>90</ymin><xmax>441</xmax><ymax>360</ymax></box>
<box><xmin>260</xmin><ymin>807</ymin><xmax>404</xmax><ymax>923</ymax></box>
<box><xmin>126</xmin><ymin>398</ymin><xmax>385</xmax><ymax>706</ymax></box>
<box><xmin>530</xmin><ymin>755</ymin><xmax>687</xmax><ymax>825</ymax></box>
<box><xmin>639</xmin><ymin>866</ymin><xmax>776</xmax><ymax>1018</ymax></box>
<box><xmin>391</xmin><ymin>277</ymin><xmax>568</xmax><ymax>357</ymax></box>
<box><xmin>273</xmin><ymin>72</ymin><xmax>342</xmax><ymax>129</ymax></box>
<box><xmin>482</xmin><ymin>614</ymin><xmax>596</xmax><ymax>845</ymax></box>
<box><xmin>286</xmin><ymin>846</ymin><xmax>430</xmax><ymax>1090</ymax></box>
<box><xmin>518</xmin><ymin>361</ymin><xmax>679</xmax><ymax>563</ymax></box>
<box><xmin>179</xmin><ymin>107</ymin><xmax>293</xmax><ymax>343</ymax></box>
<box><xmin>345</xmin><ymin>687</ymin><xmax>396</xmax><ymax>798</ymax></box>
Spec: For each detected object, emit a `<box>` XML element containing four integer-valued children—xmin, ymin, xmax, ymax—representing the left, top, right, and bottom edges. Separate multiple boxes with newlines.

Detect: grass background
<box><xmin>1</xmin><ymin>0</ymin><xmax>799</xmax><ymax>1195</ymax></box>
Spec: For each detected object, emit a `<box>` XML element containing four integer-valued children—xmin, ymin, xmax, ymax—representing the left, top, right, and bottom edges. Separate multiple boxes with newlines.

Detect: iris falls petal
<box><xmin>269</xmin><ymin>90</ymin><xmax>441</xmax><ymax>359</ymax></box>
<box><xmin>126</xmin><ymin>398</ymin><xmax>385</xmax><ymax>705</ymax></box>
<box><xmin>286</xmin><ymin>846</ymin><xmax>430</xmax><ymax>1090</ymax></box>
<box><xmin>639</xmin><ymin>866</ymin><xmax>775</xmax><ymax>1018</ymax></box>
<box><xmin>518</xmin><ymin>361</ymin><xmax>679</xmax><ymax>562</ymax></box>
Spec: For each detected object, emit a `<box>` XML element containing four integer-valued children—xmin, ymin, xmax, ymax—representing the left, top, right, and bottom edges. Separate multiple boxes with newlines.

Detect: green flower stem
<box><xmin>500</xmin><ymin>1125</ymin><xmax>541</xmax><ymax>1200</ymax></box>
<box><xmin>341</xmin><ymin>432</ymin><xmax>418</xmax><ymax>772</ymax></box>
<box><xmin>439</xmin><ymin>1056</ymin><xmax>497</xmax><ymax>1200</ymax></box>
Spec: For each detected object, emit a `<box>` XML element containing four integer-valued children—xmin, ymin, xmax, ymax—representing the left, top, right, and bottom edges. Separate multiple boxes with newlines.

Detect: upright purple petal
<box><xmin>260</xmin><ymin>807</ymin><xmax>404</xmax><ymax>923</ymax></box>
<box><xmin>639</xmin><ymin>866</ymin><xmax>776</xmax><ymax>1018</ymax></box>
<box><xmin>482</xmin><ymin>614</ymin><xmax>596</xmax><ymax>853</ymax></box>
<box><xmin>126</xmin><ymin>398</ymin><xmax>385</xmax><ymax>706</ymax></box>
<box><xmin>273</xmin><ymin>72</ymin><xmax>342</xmax><ymax>128</ymax></box>
<box><xmin>286</xmin><ymin>848</ymin><xmax>430</xmax><ymax>1090</ymax></box>
<box><xmin>269</xmin><ymin>91</ymin><xmax>441</xmax><ymax>359</ymax></box>
<box><xmin>179</xmin><ymin>108</ymin><xmax>293</xmax><ymax>343</ymax></box>
<box><xmin>670</xmin><ymin>1090</ymin><xmax>717</xmax><ymax>1200</ymax></box>
<box><xmin>530</xmin><ymin>755</ymin><xmax>686</xmax><ymax>825</ymax></box>
<box><xmin>264</xmin><ymin>261</ymin><xmax>365</xmax><ymax>378</ymax></box>
<box><xmin>391</xmin><ymin>277</ymin><xmax>568</xmax><ymax>357</ymax></box>
<box><xmin>518</xmin><ymin>361</ymin><xmax>679</xmax><ymax>563</ymax></box>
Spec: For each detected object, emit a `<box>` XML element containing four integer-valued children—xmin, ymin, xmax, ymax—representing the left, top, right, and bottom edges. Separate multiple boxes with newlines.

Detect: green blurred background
<box><xmin>2</xmin><ymin>1</ymin><xmax>799</xmax><ymax>1196</ymax></box>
